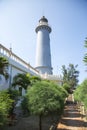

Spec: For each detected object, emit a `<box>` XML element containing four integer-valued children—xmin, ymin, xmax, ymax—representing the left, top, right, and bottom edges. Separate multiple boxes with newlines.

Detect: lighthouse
<box><xmin>35</xmin><ymin>16</ymin><xmax>52</xmax><ymax>74</ymax></box>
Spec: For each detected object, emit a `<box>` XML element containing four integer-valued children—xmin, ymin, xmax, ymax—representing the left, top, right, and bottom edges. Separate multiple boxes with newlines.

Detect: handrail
<box><xmin>40</xmin><ymin>73</ymin><xmax>62</xmax><ymax>81</ymax></box>
<box><xmin>0</xmin><ymin>44</ymin><xmax>39</xmax><ymax>74</ymax></box>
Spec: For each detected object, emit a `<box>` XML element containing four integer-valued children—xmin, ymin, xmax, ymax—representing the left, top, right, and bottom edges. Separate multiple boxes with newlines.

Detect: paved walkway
<box><xmin>57</xmin><ymin>103</ymin><xmax>87</xmax><ymax>130</ymax></box>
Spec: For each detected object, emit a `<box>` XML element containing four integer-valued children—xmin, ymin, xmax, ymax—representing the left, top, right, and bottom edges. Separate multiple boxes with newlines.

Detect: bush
<box><xmin>74</xmin><ymin>79</ymin><xmax>87</xmax><ymax>108</ymax></box>
<box><xmin>27</xmin><ymin>81</ymin><xmax>67</xmax><ymax>115</ymax></box>
<box><xmin>0</xmin><ymin>90</ymin><xmax>13</xmax><ymax>126</ymax></box>
<box><xmin>26</xmin><ymin>81</ymin><xmax>68</xmax><ymax>130</ymax></box>
<box><xmin>21</xmin><ymin>96</ymin><xmax>29</xmax><ymax>116</ymax></box>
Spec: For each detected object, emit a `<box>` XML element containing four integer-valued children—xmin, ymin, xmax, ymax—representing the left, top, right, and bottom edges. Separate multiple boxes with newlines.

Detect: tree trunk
<box><xmin>39</xmin><ymin>115</ymin><xmax>42</xmax><ymax>130</ymax></box>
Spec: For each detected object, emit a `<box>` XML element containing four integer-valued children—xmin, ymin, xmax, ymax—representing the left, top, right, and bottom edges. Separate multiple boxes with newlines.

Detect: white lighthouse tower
<box><xmin>35</xmin><ymin>16</ymin><xmax>53</xmax><ymax>74</ymax></box>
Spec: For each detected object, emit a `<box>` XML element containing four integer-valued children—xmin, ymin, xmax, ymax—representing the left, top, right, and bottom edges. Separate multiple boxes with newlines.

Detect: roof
<box><xmin>39</xmin><ymin>16</ymin><xmax>48</xmax><ymax>23</ymax></box>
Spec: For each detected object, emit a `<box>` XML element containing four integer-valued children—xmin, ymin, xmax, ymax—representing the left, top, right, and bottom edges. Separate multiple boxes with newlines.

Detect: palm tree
<box><xmin>12</xmin><ymin>73</ymin><xmax>29</xmax><ymax>89</ymax></box>
<box><xmin>62</xmin><ymin>64</ymin><xmax>79</xmax><ymax>89</ymax></box>
<box><xmin>0</xmin><ymin>56</ymin><xmax>9</xmax><ymax>80</ymax></box>
<box><xmin>12</xmin><ymin>73</ymin><xmax>31</xmax><ymax>95</ymax></box>
<box><xmin>30</xmin><ymin>75</ymin><xmax>41</xmax><ymax>85</ymax></box>
<box><xmin>12</xmin><ymin>73</ymin><xmax>41</xmax><ymax>96</ymax></box>
<box><xmin>12</xmin><ymin>73</ymin><xmax>41</xmax><ymax>89</ymax></box>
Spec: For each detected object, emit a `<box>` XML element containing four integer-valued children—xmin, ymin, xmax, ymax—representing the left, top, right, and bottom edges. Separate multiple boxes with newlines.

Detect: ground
<box><xmin>2</xmin><ymin>95</ymin><xmax>87</xmax><ymax>130</ymax></box>
<box><xmin>4</xmin><ymin>114</ymin><xmax>59</xmax><ymax>130</ymax></box>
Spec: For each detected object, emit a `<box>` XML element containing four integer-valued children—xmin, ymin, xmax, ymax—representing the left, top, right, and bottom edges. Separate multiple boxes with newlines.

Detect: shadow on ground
<box><xmin>60</xmin><ymin>118</ymin><xmax>87</xmax><ymax>127</ymax></box>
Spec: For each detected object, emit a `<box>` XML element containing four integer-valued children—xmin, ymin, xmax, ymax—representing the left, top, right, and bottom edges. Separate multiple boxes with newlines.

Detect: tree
<box><xmin>62</xmin><ymin>64</ymin><xmax>79</xmax><ymax>90</ymax></box>
<box><xmin>12</xmin><ymin>73</ymin><xmax>31</xmax><ymax>95</ymax></box>
<box><xmin>74</xmin><ymin>79</ymin><xmax>87</xmax><ymax>108</ymax></box>
<box><xmin>12</xmin><ymin>73</ymin><xmax>41</xmax><ymax>95</ymax></box>
<box><xmin>21</xmin><ymin>75</ymin><xmax>41</xmax><ymax>115</ymax></box>
<box><xmin>0</xmin><ymin>56</ymin><xmax>9</xmax><ymax>80</ymax></box>
<box><xmin>30</xmin><ymin>75</ymin><xmax>41</xmax><ymax>85</ymax></box>
<box><xmin>74</xmin><ymin>85</ymin><xmax>82</xmax><ymax>102</ymax></box>
<box><xmin>12</xmin><ymin>73</ymin><xmax>41</xmax><ymax>89</ymax></box>
<box><xmin>62</xmin><ymin>83</ymin><xmax>71</xmax><ymax>93</ymax></box>
<box><xmin>83</xmin><ymin>38</ymin><xmax>87</xmax><ymax>66</ymax></box>
<box><xmin>26</xmin><ymin>80</ymin><xmax>68</xmax><ymax>130</ymax></box>
<box><xmin>7</xmin><ymin>88</ymin><xmax>20</xmax><ymax>115</ymax></box>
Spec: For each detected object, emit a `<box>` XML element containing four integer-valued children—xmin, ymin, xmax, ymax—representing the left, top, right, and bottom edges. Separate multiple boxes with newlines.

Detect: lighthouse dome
<box><xmin>39</xmin><ymin>16</ymin><xmax>48</xmax><ymax>23</ymax></box>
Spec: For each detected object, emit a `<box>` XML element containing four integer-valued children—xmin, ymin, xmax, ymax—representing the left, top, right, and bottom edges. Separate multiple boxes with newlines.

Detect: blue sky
<box><xmin>0</xmin><ymin>0</ymin><xmax>87</xmax><ymax>83</ymax></box>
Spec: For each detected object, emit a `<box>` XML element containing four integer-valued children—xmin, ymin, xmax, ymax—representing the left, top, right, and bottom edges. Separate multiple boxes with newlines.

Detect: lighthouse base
<box><xmin>35</xmin><ymin>66</ymin><xmax>53</xmax><ymax>75</ymax></box>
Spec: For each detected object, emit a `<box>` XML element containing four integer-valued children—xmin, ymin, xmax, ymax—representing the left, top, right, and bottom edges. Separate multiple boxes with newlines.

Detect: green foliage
<box><xmin>74</xmin><ymin>85</ymin><xmax>82</xmax><ymax>102</ymax></box>
<box><xmin>62</xmin><ymin>83</ymin><xmax>70</xmax><ymax>93</ymax></box>
<box><xmin>80</xmin><ymin>79</ymin><xmax>87</xmax><ymax>108</ymax></box>
<box><xmin>62</xmin><ymin>64</ymin><xmax>79</xmax><ymax>89</ymax></box>
<box><xmin>0</xmin><ymin>90</ymin><xmax>13</xmax><ymax>126</ymax></box>
<box><xmin>12</xmin><ymin>73</ymin><xmax>41</xmax><ymax>90</ymax></box>
<box><xmin>7</xmin><ymin>88</ymin><xmax>20</xmax><ymax>114</ymax></box>
<box><xmin>83</xmin><ymin>38</ymin><xmax>87</xmax><ymax>66</ymax></box>
<box><xmin>30</xmin><ymin>75</ymin><xmax>41</xmax><ymax>85</ymax></box>
<box><xmin>21</xmin><ymin>96</ymin><xmax>29</xmax><ymax>115</ymax></box>
<box><xmin>26</xmin><ymin>81</ymin><xmax>68</xmax><ymax>116</ymax></box>
<box><xmin>22</xmin><ymin>80</ymin><xmax>68</xmax><ymax>130</ymax></box>
<box><xmin>74</xmin><ymin>79</ymin><xmax>87</xmax><ymax>108</ymax></box>
<box><xmin>12</xmin><ymin>73</ymin><xmax>31</xmax><ymax>90</ymax></box>
<box><xmin>0</xmin><ymin>56</ymin><xmax>9</xmax><ymax>80</ymax></box>
<box><xmin>7</xmin><ymin>88</ymin><xmax>19</xmax><ymax>100</ymax></box>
